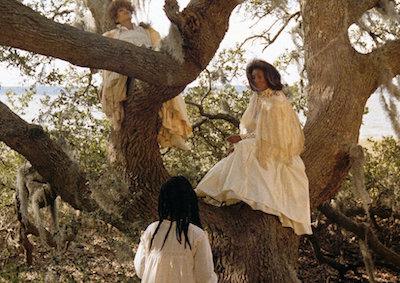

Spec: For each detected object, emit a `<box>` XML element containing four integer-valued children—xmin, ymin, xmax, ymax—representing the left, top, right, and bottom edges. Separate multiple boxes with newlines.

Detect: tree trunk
<box><xmin>301</xmin><ymin>0</ymin><xmax>380</xmax><ymax>208</ymax></box>
<box><xmin>108</xmin><ymin>81</ymin><xmax>173</xmax><ymax>222</ymax></box>
<box><xmin>2</xmin><ymin>0</ymin><xmax>400</xmax><ymax>281</ymax></box>
<box><xmin>205</xmin><ymin>205</ymin><xmax>300</xmax><ymax>282</ymax></box>
<box><xmin>110</xmin><ymin>77</ymin><xmax>302</xmax><ymax>282</ymax></box>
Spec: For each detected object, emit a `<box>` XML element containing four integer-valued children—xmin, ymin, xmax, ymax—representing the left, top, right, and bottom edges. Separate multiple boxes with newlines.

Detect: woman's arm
<box><xmin>255</xmin><ymin>95</ymin><xmax>304</xmax><ymax>168</ymax></box>
<box><xmin>239</xmin><ymin>132</ymin><xmax>256</xmax><ymax>139</ymax></box>
<box><xmin>193</xmin><ymin>232</ymin><xmax>218</xmax><ymax>283</ymax></box>
<box><xmin>226</xmin><ymin>135</ymin><xmax>242</xmax><ymax>144</ymax></box>
<box><xmin>133</xmin><ymin>232</ymin><xmax>148</xmax><ymax>279</ymax></box>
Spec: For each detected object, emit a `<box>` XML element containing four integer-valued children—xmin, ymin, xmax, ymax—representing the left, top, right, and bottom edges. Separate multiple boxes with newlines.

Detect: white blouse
<box><xmin>100</xmin><ymin>25</ymin><xmax>192</xmax><ymax>150</ymax></box>
<box><xmin>239</xmin><ymin>89</ymin><xmax>305</xmax><ymax>169</ymax></box>
<box><xmin>103</xmin><ymin>24</ymin><xmax>153</xmax><ymax>49</ymax></box>
<box><xmin>134</xmin><ymin>220</ymin><xmax>218</xmax><ymax>283</ymax></box>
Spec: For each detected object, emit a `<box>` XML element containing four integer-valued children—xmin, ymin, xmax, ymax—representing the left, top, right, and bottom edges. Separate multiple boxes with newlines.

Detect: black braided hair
<box><xmin>149</xmin><ymin>176</ymin><xmax>202</xmax><ymax>251</ymax></box>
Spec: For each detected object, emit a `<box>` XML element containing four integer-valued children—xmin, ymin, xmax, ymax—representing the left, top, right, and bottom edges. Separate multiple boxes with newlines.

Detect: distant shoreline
<box><xmin>1</xmin><ymin>85</ymin><xmax>398</xmax><ymax>140</ymax></box>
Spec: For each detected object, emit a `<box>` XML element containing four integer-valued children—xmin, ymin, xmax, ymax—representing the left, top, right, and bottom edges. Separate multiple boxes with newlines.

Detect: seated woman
<box><xmin>100</xmin><ymin>0</ymin><xmax>191</xmax><ymax>150</ymax></box>
<box><xmin>196</xmin><ymin>59</ymin><xmax>312</xmax><ymax>235</ymax></box>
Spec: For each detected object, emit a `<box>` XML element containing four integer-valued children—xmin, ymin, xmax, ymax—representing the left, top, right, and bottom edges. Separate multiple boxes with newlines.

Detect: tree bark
<box><xmin>320</xmin><ymin>203</ymin><xmax>400</xmax><ymax>269</ymax></box>
<box><xmin>300</xmin><ymin>0</ymin><xmax>392</xmax><ymax>208</ymax></box>
<box><xmin>202</xmin><ymin>204</ymin><xmax>301</xmax><ymax>282</ymax></box>
<box><xmin>0</xmin><ymin>0</ymin><xmax>194</xmax><ymax>87</ymax></box>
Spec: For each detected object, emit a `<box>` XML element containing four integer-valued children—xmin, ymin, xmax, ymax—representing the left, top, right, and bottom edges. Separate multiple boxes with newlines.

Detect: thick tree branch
<box><xmin>164</xmin><ymin>0</ymin><xmax>244</xmax><ymax>70</ymax></box>
<box><xmin>0</xmin><ymin>101</ymin><xmax>155</xmax><ymax>239</ymax></box>
<box><xmin>320</xmin><ymin>202</ymin><xmax>400</xmax><ymax>270</ymax></box>
<box><xmin>0</xmin><ymin>102</ymin><xmax>93</xmax><ymax>210</ymax></box>
<box><xmin>348</xmin><ymin>0</ymin><xmax>380</xmax><ymax>23</ymax></box>
<box><xmin>0</xmin><ymin>0</ymin><xmax>244</xmax><ymax>89</ymax></box>
<box><xmin>368</xmin><ymin>39</ymin><xmax>400</xmax><ymax>87</ymax></box>
<box><xmin>187</xmin><ymin>101</ymin><xmax>240</xmax><ymax>128</ymax></box>
<box><xmin>0</xmin><ymin>0</ymin><xmax>192</xmax><ymax>87</ymax></box>
<box><xmin>301</xmin><ymin>0</ymin><xmax>388</xmax><ymax>209</ymax></box>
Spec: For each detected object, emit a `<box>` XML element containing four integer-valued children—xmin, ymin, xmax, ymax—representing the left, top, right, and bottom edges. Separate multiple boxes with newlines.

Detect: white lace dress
<box><xmin>196</xmin><ymin>89</ymin><xmax>312</xmax><ymax>235</ymax></box>
<box><xmin>101</xmin><ymin>25</ymin><xmax>192</xmax><ymax>150</ymax></box>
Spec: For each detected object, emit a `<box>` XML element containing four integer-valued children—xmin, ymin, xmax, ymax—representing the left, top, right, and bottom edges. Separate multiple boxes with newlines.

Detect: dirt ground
<box><xmin>1</xmin><ymin>203</ymin><xmax>399</xmax><ymax>282</ymax></box>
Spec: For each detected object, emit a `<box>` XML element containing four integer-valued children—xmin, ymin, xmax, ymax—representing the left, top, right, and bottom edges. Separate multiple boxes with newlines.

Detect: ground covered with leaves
<box><xmin>0</xmin><ymin>200</ymin><xmax>399</xmax><ymax>282</ymax></box>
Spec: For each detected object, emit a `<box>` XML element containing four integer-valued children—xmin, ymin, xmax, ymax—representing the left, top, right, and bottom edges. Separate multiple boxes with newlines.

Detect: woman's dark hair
<box><xmin>149</xmin><ymin>176</ymin><xmax>202</xmax><ymax>251</ymax></box>
<box><xmin>108</xmin><ymin>0</ymin><xmax>135</xmax><ymax>24</ymax></box>
<box><xmin>246</xmin><ymin>59</ymin><xmax>283</xmax><ymax>91</ymax></box>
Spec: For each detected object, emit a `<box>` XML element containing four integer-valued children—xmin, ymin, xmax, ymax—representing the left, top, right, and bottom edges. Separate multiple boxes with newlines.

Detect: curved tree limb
<box><xmin>0</xmin><ymin>102</ymin><xmax>92</xmax><ymax>211</ymax></box>
<box><xmin>367</xmin><ymin>39</ymin><xmax>400</xmax><ymax>87</ymax></box>
<box><xmin>319</xmin><ymin>202</ymin><xmax>400</xmax><ymax>270</ymax></box>
<box><xmin>187</xmin><ymin>101</ymin><xmax>240</xmax><ymax>128</ymax></box>
<box><xmin>348</xmin><ymin>0</ymin><xmax>380</xmax><ymax>23</ymax></box>
<box><xmin>0</xmin><ymin>101</ymin><xmax>142</xmax><ymax>238</ymax></box>
<box><xmin>0</xmin><ymin>0</ymin><xmax>192</xmax><ymax>87</ymax></box>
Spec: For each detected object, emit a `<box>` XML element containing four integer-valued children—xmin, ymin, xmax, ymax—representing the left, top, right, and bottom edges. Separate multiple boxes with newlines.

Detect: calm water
<box><xmin>1</xmin><ymin>86</ymin><xmax>398</xmax><ymax>141</ymax></box>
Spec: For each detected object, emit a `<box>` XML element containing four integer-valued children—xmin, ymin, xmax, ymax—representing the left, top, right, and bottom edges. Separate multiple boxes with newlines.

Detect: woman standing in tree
<box><xmin>100</xmin><ymin>0</ymin><xmax>192</xmax><ymax>150</ymax></box>
<box><xmin>196</xmin><ymin>59</ymin><xmax>312</xmax><ymax>235</ymax></box>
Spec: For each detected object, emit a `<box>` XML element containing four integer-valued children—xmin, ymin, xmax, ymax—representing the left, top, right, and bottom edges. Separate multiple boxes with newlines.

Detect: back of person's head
<box><xmin>150</xmin><ymin>176</ymin><xmax>202</xmax><ymax>251</ymax></box>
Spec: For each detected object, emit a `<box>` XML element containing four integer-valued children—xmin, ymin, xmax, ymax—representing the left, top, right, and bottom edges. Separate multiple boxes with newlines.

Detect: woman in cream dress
<box><xmin>100</xmin><ymin>0</ymin><xmax>191</xmax><ymax>150</ymax></box>
<box><xmin>196</xmin><ymin>60</ymin><xmax>312</xmax><ymax>235</ymax></box>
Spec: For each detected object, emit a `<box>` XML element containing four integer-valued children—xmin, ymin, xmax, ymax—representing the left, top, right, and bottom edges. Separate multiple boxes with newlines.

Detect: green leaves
<box><xmin>336</xmin><ymin>137</ymin><xmax>400</xmax><ymax>213</ymax></box>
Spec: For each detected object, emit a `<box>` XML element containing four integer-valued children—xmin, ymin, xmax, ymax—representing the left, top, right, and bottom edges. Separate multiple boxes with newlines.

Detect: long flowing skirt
<box><xmin>195</xmin><ymin>138</ymin><xmax>312</xmax><ymax>235</ymax></box>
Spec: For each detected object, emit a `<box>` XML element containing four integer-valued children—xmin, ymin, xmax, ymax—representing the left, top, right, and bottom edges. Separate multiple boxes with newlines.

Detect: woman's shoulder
<box><xmin>267</xmin><ymin>90</ymin><xmax>289</xmax><ymax>104</ymax></box>
<box><xmin>102</xmin><ymin>28</ymin><xmax>118</xmax><ymax>38</ymax></box>
<box><xmin>189</xmin><ymin>224</ymin><xmax>209</xmax><ymax>244</ymax></box>
<box><xmin>189</xmin><ymin>223</ymin><xmax>205</xmax><ymax>234</ymax></box>
<box><xmin>135</xmin><ymin>25</ymin><xmax>151</xmax><ymax>35</ymax></box>
<box><xmin>143</xmin><ymin>221</ymin><xmax>161</xmax><ymax>235</ymax></box>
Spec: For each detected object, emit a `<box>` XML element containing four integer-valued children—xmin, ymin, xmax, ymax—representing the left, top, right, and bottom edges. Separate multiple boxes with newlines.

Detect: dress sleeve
<box><xmin>255</xmin><ymin>93</ymin><xmax>305</xmax><ymax>168</ymax></box>
<box><xmin>134</xmin><ymin>230</ymin><xmax>149</xmax><ymax>279</ymax></box>
<box><xmin>145</xmin><ymin>26</ymin><xmax>162</xmax><ymax>51</ymax></box>
<box><xmin>100</xmin><ymin>28</ymin><xmax>128</xmax><ymax>130</ymax></box>
<box><xmin>157</xmin><ymin>94</ymin><xmax>192</xmax><ymax>150</ymax></box>
<box><xmin>193</xmin><ymin>232</ymin><xmax>218</xmax><ymax>283</ymax></box>
<box><xmin>239</xmin><ymin>93</ymin><xmax>258</xmax><ymax>138</ymax></box>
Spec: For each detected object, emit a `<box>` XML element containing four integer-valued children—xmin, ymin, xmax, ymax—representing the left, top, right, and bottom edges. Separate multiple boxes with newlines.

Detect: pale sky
<box><xmin>0</xmin><ymin>0</ymin><xmax>397</xmax><ymax>139</ymax></box>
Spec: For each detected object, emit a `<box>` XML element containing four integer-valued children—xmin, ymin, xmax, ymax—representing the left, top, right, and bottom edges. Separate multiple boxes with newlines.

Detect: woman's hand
<box><xmin>226</xmin><ymin>135</ymin><xmax>241</xmax><ymax>144</ymax></box>
<box><xmin>226</xmin><ymin>144</ymin><xmax>234</xmax><ymax>156</ymax></box>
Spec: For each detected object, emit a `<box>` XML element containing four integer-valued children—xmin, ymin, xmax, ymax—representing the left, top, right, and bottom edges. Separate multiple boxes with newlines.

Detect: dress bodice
<box><xmin>239</xmin><ymin>88</ymin><xmax>284</xmax><ymax>136</ymax></box>
<box><xmin>238</xmin><ymin>88</ymin><xmax>304</xmax><ymax>167</ymax></box>
<box><xmin>103</xmin><ymin>24</ymin><xmax>153</xmax><ymax>48</ymax></box>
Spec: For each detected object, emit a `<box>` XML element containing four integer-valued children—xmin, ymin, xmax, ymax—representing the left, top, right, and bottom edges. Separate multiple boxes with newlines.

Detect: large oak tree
<box><xmin>1</xmin><ymin>0</ymin><xmax>400</xmax><ymax>281</ymax></box>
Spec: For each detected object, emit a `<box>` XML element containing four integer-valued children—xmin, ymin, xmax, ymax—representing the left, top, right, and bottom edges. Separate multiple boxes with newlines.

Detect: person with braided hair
<box><xmin>134</xmin><ymin>176</ymin><xmax>217</xmax><ymax>283</ymax></box>
<box><xmin>100</xmin><ymin>0</ymin><xmax>192</xmax><ymax>150</ymax></box>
